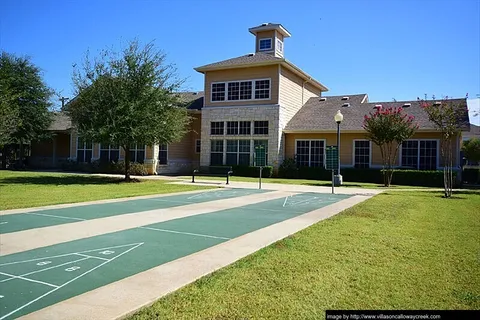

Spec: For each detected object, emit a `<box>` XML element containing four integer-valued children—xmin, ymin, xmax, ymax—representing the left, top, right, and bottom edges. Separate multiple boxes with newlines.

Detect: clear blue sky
<box><xmin>1</xmin><ymin>0</ymin><xmax>479</xmax><ymax>123</ymax></box>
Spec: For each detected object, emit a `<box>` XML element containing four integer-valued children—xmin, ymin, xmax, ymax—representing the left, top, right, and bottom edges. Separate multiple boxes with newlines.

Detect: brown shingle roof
<box><xmin>49</xmin><ymin>112</ymin><xmax>72</xmax><ymax>131</ymax></box>
<box><xmin>285</xmin><ymin>95</ymin><xmax>469</xmax><ymax>132</ymax></box>
<box><xmin>195</xmin><ymin>53</ymin><xmax>283</xmax><ymax>71</ymax></box>
<box><xmin>178</xmin><ymin>91</ymin><xmax>204</xmax><ymax>110</ymax></box>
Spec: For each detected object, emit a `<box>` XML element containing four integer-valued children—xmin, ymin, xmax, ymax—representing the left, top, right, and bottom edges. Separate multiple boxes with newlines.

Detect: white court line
<box><xmin>0</xmin><ymin>257</ymin><xmax>89</xmax><ymax>283</ymax></box>
<box><xmin>0</xmin><ymin>242</ymin><xmax>144</xmax><ymax>320</ymax></box>
<box><xmin>0</xmin><ymin>242</ymin><xmax>143</xmax><ymax>266</ymax></box>
<box><xmin>0</xmin><ymin>222</ymin><xmax>7</xmax><ymax>225</ymax></box>
<box><xmin>0</xmin><ymin>271</ymin><xmax>58</xmax><ymax>288</ymax></box>
<box><xmin>139</xmin><ymin>226</ymin><xmax>231</xmax><ymax>240</ymax></box>
<box><xmin>282</xmin><ymin>196</ymin><xmax>289</xmax><ymax>207</ymax></box>
<box><xmin>26</xmin><ymin>212</ymin><xmax>86</xmax><ymax>221</ymax></box>
<box><xmin>284</xmin><ymin>197</ymin><xmax>319</xmax><ymax>207</ymax></box>
<box><xmin>74</xmin><ymin>253</ymin><xmax>109</xmax><ymax>261</ymax></box>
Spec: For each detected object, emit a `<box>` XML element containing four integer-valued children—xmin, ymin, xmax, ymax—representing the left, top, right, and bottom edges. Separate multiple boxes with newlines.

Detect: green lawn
<box><xmin>0</xmin><ymin>171</ymin><xmax>213</xmax><ymax>210</ymax></box>
<box><xmin>130</xmin><ymin>190</ymin><xmax>480</xmax><ymax>319</ymax></box>
<box><xmin>184</xmin><ymin>175</ymin><xmax>428</xmax><ymax>189</ymax></box>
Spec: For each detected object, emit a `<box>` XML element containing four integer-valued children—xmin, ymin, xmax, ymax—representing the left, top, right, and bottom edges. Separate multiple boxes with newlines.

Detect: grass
<box><xmin>183</xmin><ymin>175</ymin><xmax>429</xmax><ymax>189</ymax></box>
<box><xmin>0</xmin><ymin>170</ymin><xmax>214</xmax><ymax>210</ymax></box>
<box><xmin>129</xmin><ymin>190</ymin><xmax>480</xmax><ymax>319</ymax></box>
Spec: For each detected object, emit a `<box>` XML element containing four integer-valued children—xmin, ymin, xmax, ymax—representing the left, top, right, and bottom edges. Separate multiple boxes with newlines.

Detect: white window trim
<box><xmin>210</xmin><ymin>78</ymin><xmax>271</xmax><ymax>103</ymax></box>
<box><xmin>76</xmin><ymin>137</ymin><xmax>93</xmax><ymax>162</ymax></box>
<box><xmin>127</xmin><ymin>144</ymin><xmax>147</xmax><ymax>163</ymax></box>
<box><xmin>226</xmin><ymin>139</ymin><xmax>251</xmax><ymax>166</ymax></box>
<box><xmin>276</xmin><ymin>38</ymin><xmax>283</xmax><ymax>53</ymax></box>
<box><xmin>195</xmin><ymin>139</ymin><xmax>201</xmax><ymax>154</ymax></box>
<box><xmin>253</xmin><ymin>120</ymin><xmax>269</xmax><ymax>135</ymax></box>
<box><xmin>259</xmin><ymin>38</ymin><xmax>273</xmax><ymax>51</ymax></box>
<box><xmin>210</xmin><ymin>121</ymin><xmax>225</xmax><ymax>136</ymax></box>
<box><xmin>158</xmin><ymin>144</ymin><xmax>168</xmax><ymax>166</ymax></box>
<box><xmin>399</xmin><ymin>139</ymin><xmax>440</xmax><ymax>170</ymax></box>
<box><xmin>295</xmin><ymin>139</ymin><xmax>327</xmax><ymax>167</ymax></box>
<box><xmin>352</xmin><ymin>139</ymin><xmax>372</xmax><ymax>168</ymax></box>
<box><xmin>99</xmin><ymin>144</ymin><xmax>120</xmax><ymax>161</ymax></box>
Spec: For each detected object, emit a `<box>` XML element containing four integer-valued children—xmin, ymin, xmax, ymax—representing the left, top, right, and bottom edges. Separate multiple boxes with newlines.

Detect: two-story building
<box><xmin>31</xmin><ymin>22</ymin><xmax>469</xmax><ymax>174</ymax></box>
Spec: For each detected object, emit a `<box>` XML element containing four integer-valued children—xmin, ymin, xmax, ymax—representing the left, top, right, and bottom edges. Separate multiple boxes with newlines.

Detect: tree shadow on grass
<box><xmin>299</xmin><ymin>182</ymin><xmax>366</xmax><ymax>188</ymax></box>
<box><xmin>0</xmin><ymin>175</ymin><xmax>128</xmax><ymax>186</ymax></box>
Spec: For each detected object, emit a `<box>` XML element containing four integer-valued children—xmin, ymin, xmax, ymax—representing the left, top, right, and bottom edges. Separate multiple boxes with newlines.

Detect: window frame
<box><xmin>195</xmin><ymin>139</ymin><xmax>201</xmax><ymax>154</ymax></box>
<box><xmin>210</xmin><ymin>78</ymin><xmax>271</xmax><ymax>102</ymax></box>
<box><xmin>352</xmin><ymin>139</ymin><xmax>371</xmax><ymax>168</ymax></box>
<box><xmin>129</xmin><ymin>143</ymin><xmax>146</xmax><ymax>164</ymax></box>
<box><xmin>253</xmin><ymin>121</ymin><xmax>269</xmax><ymax>135</ymax></box>
<box><xmin>399</xmin><ymin>139</ymin><xmax>439</xmax><ymax>170</ymax></box>
<box><xmin>210</xmin><ymin>121</ymin><xmax>224</xmax><ymax>135</ymax></box>
<box><xmin>99</xmin><ymin>143</ymin><xmax>120</xmax><ymax>163</ymax></box>
<box><xmin>226</xmin><ymin>121</ymin><xmax>239</xmax><ymax>135</ymax></box>
<box><xmin>210</xmin><ymin>139</ymin><xmax>224</xmax><ymax>166</ymax></box>
<box><xmin>158</xmin><ymin>144</ymin><xmax>168</xmax><ymax>165</ymax></box>
<box><xmin>276</xmin><ymin>38</ymin><xmax>284</xmax><ymax>53</ymax></box>
<box><xmin>295</xmin><ymin>139</ymin><xmax>326</xmax><ymax>168</ymax></box>
<box><xmin>259</xmin><ymin>38</ymin><xmax>272</xmax><ymax>51</ymax></box>
<box><xmin>76</xmin><ymin>137</ymin><xmax>93</xmax><ymax>163</ymax></box>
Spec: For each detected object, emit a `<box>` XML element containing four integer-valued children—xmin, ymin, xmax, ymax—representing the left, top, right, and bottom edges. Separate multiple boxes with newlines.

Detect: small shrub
<box><xmin>462</xmin><ymin>168</ymin><xmax>480</xmax><ymax>184</ymax></box>
<box><xmin>278</xmin><ymin>158</ymin><xmax>298</xmax><ymax>178</ymax></box>
<box><xmin>230</xmin><ymin>165</ymin><xmax>273</xmax><ymax>178</ymax></box>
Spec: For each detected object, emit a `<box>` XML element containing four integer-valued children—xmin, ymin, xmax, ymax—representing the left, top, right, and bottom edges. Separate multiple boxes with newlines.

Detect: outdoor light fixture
<box><xmin>334</xmin><ymin>110</ymin><xmax>343</xmax><ymax>186</ymax></box>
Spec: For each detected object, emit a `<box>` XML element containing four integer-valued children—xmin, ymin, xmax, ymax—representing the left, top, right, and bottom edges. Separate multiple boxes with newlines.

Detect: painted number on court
<box><xmin>65</xmin><ymin>266</ymin><xmax>81</xmax><ymax>272</ymax></box>
<box><xmin>36</xmin><ymin>261</ymin><xmax>52</xmax><ymax>266</ymax></box>
<box><xmin>99</xmin><ymin>250</ymin><xmax>115</xmax><ymax>255</ymax></box>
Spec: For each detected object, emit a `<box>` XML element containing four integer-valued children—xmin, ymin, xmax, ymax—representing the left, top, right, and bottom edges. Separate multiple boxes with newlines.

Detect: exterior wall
<box><xmin>200</xmin><ymin>105</ymin><xmax>281</xmax><ymax>168</ymax></box>
<box><xmin>254</xmin><ymin>30</ymin><xmax>276</xmax><ymax>53</ymax></box>
<box><xmin>30</xmin><ymin>132</ymin><xmax>70</xmax><ymax>168</ymax></box>
<box><xmin>204</xmin><ymin>65</ymin><xmax>279</xmax><ymax>107</ymax></box>
<box><xmin>284</xmin><ymin>131</ymin><xmax>461</xmax><ymax>169</ymax></box>
<box><xmin>278</xmin><ymin>66</ymin><xmax>321</xmax><ymax>164</ymax></box>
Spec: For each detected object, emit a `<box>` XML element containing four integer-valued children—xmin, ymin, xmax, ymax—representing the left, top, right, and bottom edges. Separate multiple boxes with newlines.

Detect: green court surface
<box><xmin>0</xmin><ymin>192</ymin><xmax>351</xmax><ymax>320</ymax></box>
<box><xmin>0</xmin><ymin>188</ymin><xmax>268</xmax><ymax>234</ymax></box>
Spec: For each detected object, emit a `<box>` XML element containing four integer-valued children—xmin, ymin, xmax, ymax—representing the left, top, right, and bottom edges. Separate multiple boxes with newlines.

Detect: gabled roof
<box><xmin>194</xmin><ymin>53</ymin><xmax>328</xmax><ymax>92</ymax></box>
<box><xmin>463</xmin><ymin>123</ymin><xmax>480</xmax><ymax>139</ymax></box>
<box><xmin>178</xmin><ymin>91</ymin><xmax>204</xmax><ymax>110</ymax></box>
<box><xmin>248</xmin><ymin>23</ymin><xmax>291</xmax><ymax>38</ymax></box>
<box><xmin>194</xmin><ymin>53</ymin><xmax>283</xmax><ymax>71</ymax></box>
<box><xmin>285</xmin><ymin>95</ymin><xmax>469</xmax><ymax>132</ymax></box>
<box><xmin>48</xmin><ymin>112</ymin><xmax>72</xmax><ymax>131</ymax></box>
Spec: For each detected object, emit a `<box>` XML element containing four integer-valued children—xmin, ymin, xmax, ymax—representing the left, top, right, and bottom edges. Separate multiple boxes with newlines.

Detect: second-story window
<box><xmin>227</xmin><ymin>121</ymin><xmax>239</xmax><ymax>135</ymax></box>
<box><xmin>212</xmin><ymin>83</ymin><xmax>225</xmax><ymax>101</ymax></box>
<box><xmin>255</xmin><ymin>80</ymin><xmax>270</xmax><ymax>99</ymax></box>
<box><xmin>254</xmin><ymin>121</ymin><xmax>269</xmax><ymax>135</ymax></box>
<box><xmin>211</xmin><ymin>121</ymin><xmax>224</xmax><ymax>135</ymax></box>
<box><xmin>259</xmin><ymin>38</ymin><xmax>272</xmax><ymax>51</ymax></box>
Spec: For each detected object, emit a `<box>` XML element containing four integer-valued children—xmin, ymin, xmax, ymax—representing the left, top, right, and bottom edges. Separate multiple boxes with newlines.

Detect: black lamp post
<box><xmin>334</xmin><ymin>110</ymin><xmax>344</xmax><ymax>186</ymax></box>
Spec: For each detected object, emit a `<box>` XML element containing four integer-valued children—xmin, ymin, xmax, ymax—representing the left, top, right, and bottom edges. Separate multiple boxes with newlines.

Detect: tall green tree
<box><xmin>68</xmin><ymin>40</ymin><xmax>190</xmax><ymax>181</ymax></box>
<box><xmin>363</xmin><ymin>106</ymin><xmax>418</xmax><ymax>187</ymax></box>
<box><xmin>0</xmin><ymin>52</ymin><xmax>53</xmax><ymax>168</ymax></box>
<box><xmin>420</xmin><ymin>96</ymin><xmax>467</xmax><ymax>198</ymax></box>
<box><xmin>462</xmin><ymin>137</ymin><xmax>480</xmax><ymax>164</ymax></box>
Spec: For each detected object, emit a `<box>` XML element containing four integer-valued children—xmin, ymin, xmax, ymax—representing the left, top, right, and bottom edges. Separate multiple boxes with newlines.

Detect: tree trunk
<box><xmin>18</xmin><ymin>139</ymin><xmax>24</xmax><ymax>169</ymax></box>
<box><xmin>124</xmin><ymin>145</ymin><xmax>131</xmax><ymax>181</ymax></box>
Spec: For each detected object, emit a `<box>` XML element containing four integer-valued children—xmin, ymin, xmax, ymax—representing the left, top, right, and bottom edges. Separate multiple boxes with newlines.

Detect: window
<box><xmin>211</xmin><ymin>83</ymin><xmax>225</xmax><ymax>102</ymax></box>
<box><xmin>195</xmin><ymin>140</ymin><xmax>201</xmax><ymax>153</ymax></box>
<box><xmin>210</xmin><ymin>140</ymin><xmax>224</xmax><ymax>165</ymax></box>
<box><xmin>226</xmin><ymin>140</ymin><xmax>251</xmax><ymax>166</ymax></box>
<box><xmin>76</xmin><ymin>137</ymin><xmax>92</xmax><ymax>163</ymax></box>
<box><xmin>254</xmin><ymin>121</ymin><xmax>269</xmax><ymax>135</ymax></box>
<box><xmin>227</xmin><ymin>121</ymin><xmax>239</xmax><ymax>135</ymax></box>
<box><xmin>254</xmin><ymin>140</ymin><xmax>268</xmax><ymax>165</ymax></box>
<box><xmin>158</xmin><ymin>145</ymin><xmax>167</xmax><ymax>165</ymax></box>
<box><xmin>211</xmin><ymin>121</ymin><xmax>224</xmax><ymax>135</ymax></box>
<box><xmin>296</xmin><ymin>140</ymin><xmax>325</xmax><ymax>167</ymax></box>
<box><xmin>129</xmin><ymin>143</ymin><xmax>145</xmax><ymax>163</ymax></box>
<box><xmin>259</xmin><ymin>38</ymin><xmax>272</xmax><ymax>51</ymax></box>
<box><xmin>276</xmin><ymin>39</ymin><xmax>283</xmax><ymax>53</ymax></box>
<box><xmin>211</xmin><ymin>79</ymin><xmax>270</xmax><ymax>102</ymax></box>
<box><xmin>401</xmin><ymin>140</ymin><xmax>437</xmax><ymax>170</ymax></box>
<box><xmin>239</xmin><ymin>121</ymin><xmax>251</xmax><ymax>135</ymax></box>
<box><xmin>354</xmin><ymin>140</ymin><xmax>370</xmax><ymax>168</ymax></box>
<box><xmin>100</xmin><ymin>144</ymin><xmax>120</xmax><ymax>162</ymax></box>
<box><xmin>255</xmin><ymin>79</ymin><xmax>270</xmax><ymax>99</ymax></box>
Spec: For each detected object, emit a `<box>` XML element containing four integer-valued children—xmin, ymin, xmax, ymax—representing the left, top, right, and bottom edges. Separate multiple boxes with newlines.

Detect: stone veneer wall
<box><xmin>200</xmin><ymin>105</ymin><xmax>282</xmax><ymax>168</ymax></box>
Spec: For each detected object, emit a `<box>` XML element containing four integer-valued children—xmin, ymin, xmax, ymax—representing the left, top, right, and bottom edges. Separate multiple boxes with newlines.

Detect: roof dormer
<box><xmin>248</xmin><ymin>23</ymin><xmax>291</xmax><ymax>58</ymax></box>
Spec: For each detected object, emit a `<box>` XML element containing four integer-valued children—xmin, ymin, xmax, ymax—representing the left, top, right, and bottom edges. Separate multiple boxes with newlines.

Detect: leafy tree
<box><xmin>462</xmin><ymin>138</ymin><xmax>480</xmax><ymax>164</ymax></box>
<box><xmin>68</xmin><ymin>40</ymin><xmax>190</xmax><ymax>181</ymax></box>
<box><xmin>419</xmin><ymin>96</ymin><xmax>467</xmax><ymax>198</ymax></box>
<box><xmin>0</xmin><ymin>51</ymin><xmax>53</xmax><ymax>168</ymax></box>
<box><xmin>363</xmin><ymin>106</ymin><xmax>418</xmax><ymax>187</ymax></box>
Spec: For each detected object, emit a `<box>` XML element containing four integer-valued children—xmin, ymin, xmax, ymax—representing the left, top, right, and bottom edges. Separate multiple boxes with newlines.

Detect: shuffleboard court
<box><xmin>0</xmin><ymin>192</ymin><xmax>351</xmax><ymax>319</ymax></box>
<box><xmin>0</xmin><ymin>188</ymin><xmax>269</xmax><ymax>234</ymax></box>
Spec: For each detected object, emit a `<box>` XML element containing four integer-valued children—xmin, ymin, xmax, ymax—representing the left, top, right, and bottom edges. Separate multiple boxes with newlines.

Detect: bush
<box><xmin>278</xmin><ymin>158</ymin><xmax>298</xmax><ymax>178</ymax></box>
<box><xmin>231</xmin><ymin>165</ymin><xmax>273</xmax><ymax>178</ymax></box>
<box><xmin>462</xmin><ymin>168</ymin><xmax>480</xmax><ymax>184</ymax></box>
<box><xmin>389</xmin><ymin>170</ymin><xmax>455</xmax><ymax>187</ymax></box>
<box><xmin>61</xmin><ymin>159</ymin><xmax>147</xmax><ymax>176</ymax></box>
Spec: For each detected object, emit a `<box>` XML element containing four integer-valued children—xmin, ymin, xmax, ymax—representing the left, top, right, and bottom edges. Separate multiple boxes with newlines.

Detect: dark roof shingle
<box><xmin>178</xmin><ymin>91</ymin><xmax>204</xmax><ymax>110</ymax></box>
<box><xmin>285</xmin><ymin>95</ymin><xmax>469</xmax><ymax>131</ymax></box>
<box><xmin>49</xmin><ymin>112</ymin><xmax>72</xmax><ymax>131</ymax></box>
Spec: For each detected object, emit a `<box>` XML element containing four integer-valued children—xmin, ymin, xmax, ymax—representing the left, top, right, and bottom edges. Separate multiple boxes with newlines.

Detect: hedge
<box><xmin>230</xmin><ymin>165</ymin><xmax>273</xmax><ymax>178</ymax></box>
<box><xmin>62</xmin><ymin>159</ymin><xmax>147</xmax><ymax>176</ymax></box>
<box><xmin>278</xmin><ymin>162</ymin><xmax>457</xmax><ymax>187</ymax></box>
<box><xmin>462</xmin><ymin>168</ymin><xmax>480</xmax><ymax>184</ymax></box>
